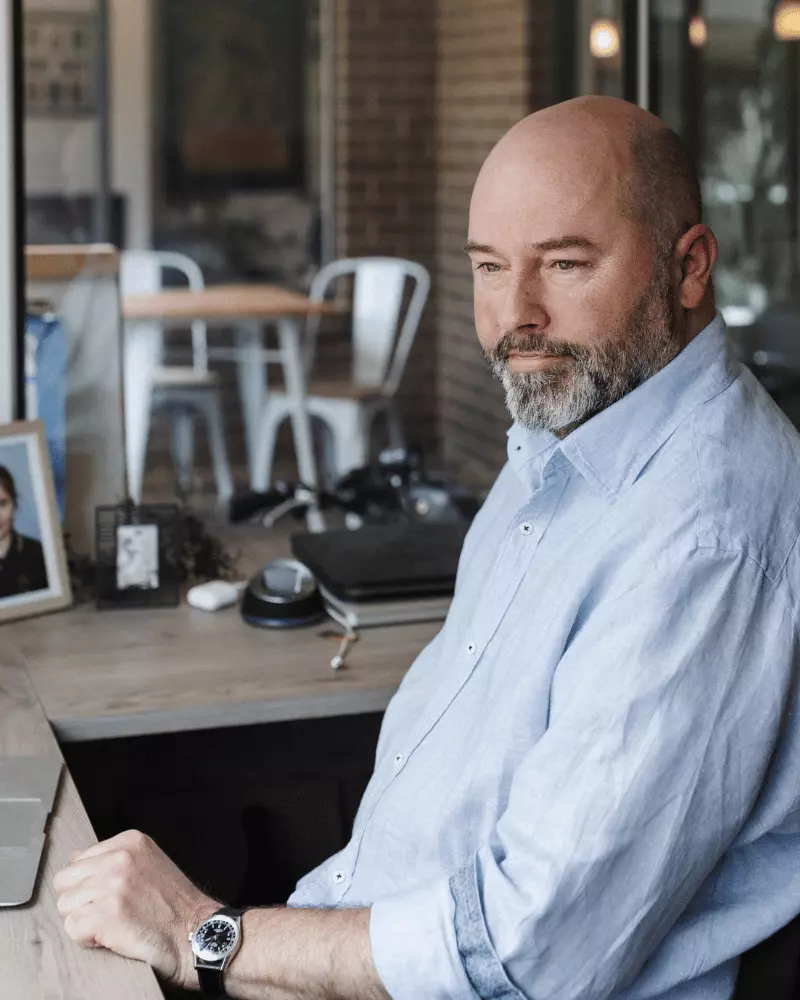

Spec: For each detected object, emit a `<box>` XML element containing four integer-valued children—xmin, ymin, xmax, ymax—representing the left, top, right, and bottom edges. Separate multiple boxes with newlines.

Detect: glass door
<box><xmin>650</xmin><ymin>0</ymin><xmax>800</xmax><ymax>424</ymax></box>
<box><xmin>652</xmin><ymin>0</ymin><xmax>788</xmax><ymax>326</ymax></box>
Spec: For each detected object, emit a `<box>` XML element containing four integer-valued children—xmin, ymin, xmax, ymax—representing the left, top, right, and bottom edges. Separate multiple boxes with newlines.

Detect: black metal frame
<box><xmin>546</xmin><ymin>0</ymin><xmax>647</xmax><ymax>107</ymax></box>
<box><xmin>94</xmin><ymin>503</ymin><xmax>182</xmax><ymax>609</ymax></box>
<box><xmin>12</xmin><ymin>0</ymin><xmax>25</xmax><ymax>420</ymax></box>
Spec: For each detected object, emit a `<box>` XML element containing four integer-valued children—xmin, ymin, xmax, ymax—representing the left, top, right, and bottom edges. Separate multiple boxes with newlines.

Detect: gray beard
<box><xmin>484</xmin><ymin>276</ymin><xmax>683</xmax><ymax>434</ymax></box>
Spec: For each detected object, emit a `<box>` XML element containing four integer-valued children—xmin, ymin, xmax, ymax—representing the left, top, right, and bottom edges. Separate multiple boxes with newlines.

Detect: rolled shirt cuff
<box><xmin>449</xmin><ymin>857</ymin><xmax>525</xmax><ymax>1000</ymax></box>
<box><xmin>370</xmin><ymin>877</ymin><xmax>481</xmax><ymax>1000</ymax></box>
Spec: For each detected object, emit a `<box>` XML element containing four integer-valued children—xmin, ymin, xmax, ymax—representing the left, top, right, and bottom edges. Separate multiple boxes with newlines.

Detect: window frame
<box><xmin>0</xmin><ymin>0</ymin><xmax>23</xmax><ymax>423</ymax></box>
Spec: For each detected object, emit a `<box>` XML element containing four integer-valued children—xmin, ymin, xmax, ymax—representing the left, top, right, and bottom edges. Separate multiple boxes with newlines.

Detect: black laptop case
<box><xmin>290</xmin><ymin>522</ymin><xmax>469</xmax><ymax>602</ymax></box>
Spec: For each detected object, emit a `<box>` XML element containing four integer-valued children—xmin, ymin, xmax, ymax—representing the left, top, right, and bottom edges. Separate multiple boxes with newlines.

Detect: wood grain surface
<box><xmin>2</xmin><ymin>603</ymin><xmax>440</xmax><ymax>742</ymax></box>
<box><xmin>122</xmin><ymin>284</ymin><xmax>339</xmax><ymax>321</ymax></box>
<box><xmin>0</xmin><ymin>654</ymin><xmax>163</xmax><ymax>999</ymax></box>
<box><xmin>25</xmin><ymin>244</ymin><xmax>120</xmax><ymax>281</ymax></box>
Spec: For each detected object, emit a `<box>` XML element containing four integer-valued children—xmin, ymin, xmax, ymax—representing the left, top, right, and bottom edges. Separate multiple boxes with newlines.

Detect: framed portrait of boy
<box><xmin>0</xmin><ymin>420</ymin><xmax>72</xmax><ymax>623</ymax></box>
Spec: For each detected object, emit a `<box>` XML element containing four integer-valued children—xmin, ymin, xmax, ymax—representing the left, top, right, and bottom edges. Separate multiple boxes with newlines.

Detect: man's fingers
<box><xmin>63</xmin><ymin>907</ymin><xmax>101</xmax><ymax>949</ymax></box>
<box><xmin>68</xmin><ymin>829</ymin><xmax>148</xmax><ymax>864</ymax></box>
<box><xmin>52</xmin><ymin>852</ymin><xmax>110</xmax><ymax>894</ymax></box>
<box><xmin>56</xmin><ymin>887</ymin><xmax>94</xmax><ymax>917</ymax></box>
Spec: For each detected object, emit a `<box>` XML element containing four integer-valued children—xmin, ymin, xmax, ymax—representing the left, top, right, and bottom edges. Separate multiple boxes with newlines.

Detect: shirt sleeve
<box><xmin>369</xmin><ymin>546</ymin><xmax>798</xmax><ymax>1000</ymax></box>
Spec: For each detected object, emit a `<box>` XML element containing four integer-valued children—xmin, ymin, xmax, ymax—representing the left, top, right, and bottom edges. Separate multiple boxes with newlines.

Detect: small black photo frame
<box><xmin>95</xmin><ymin>503</ymin><xmax>181</xmax><ymax>609</ymax></box>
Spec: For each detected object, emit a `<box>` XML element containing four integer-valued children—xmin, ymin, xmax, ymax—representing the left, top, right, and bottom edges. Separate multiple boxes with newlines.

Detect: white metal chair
<box><xmin>252</xmin><ymin>257</ymin><xmax>431</xmax><ymax>489</ymax></box>
<box><xmin>120</xmin><ymin>250</ymin><xmax>233</xmax><ymax>504</ymax></box>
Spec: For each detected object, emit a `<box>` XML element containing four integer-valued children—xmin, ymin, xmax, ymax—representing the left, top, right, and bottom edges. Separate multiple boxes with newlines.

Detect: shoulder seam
<box><xmin>694</xmin><ymin>541</ymin><xmax>800</xmax><ymax>632</ymax></box>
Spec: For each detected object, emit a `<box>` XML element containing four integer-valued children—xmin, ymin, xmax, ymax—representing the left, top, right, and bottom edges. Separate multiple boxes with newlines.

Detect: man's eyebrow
<box><xmin>531</xmin><ymin>236</ymin><xmax>601</xmax><ymax>253</ymax></box>
<box><xmin>463</xmin><ymin>236</ymin><xmax>601</xmax><ymax>255</ymax></box>
<box><xmin>463</xmin><ymin>240</ymin><xmax>500</xmax><ymax>255</ymax></box>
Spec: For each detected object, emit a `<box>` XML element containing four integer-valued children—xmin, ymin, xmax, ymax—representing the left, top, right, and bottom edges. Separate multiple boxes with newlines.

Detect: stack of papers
<box><xmin>319</xmin><ymin>584</ymin><xmax>451</xmax><ymax>630</ymax></box>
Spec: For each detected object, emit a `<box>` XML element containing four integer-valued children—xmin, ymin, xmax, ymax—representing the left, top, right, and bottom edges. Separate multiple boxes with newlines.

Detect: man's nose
<box><xmin>498</xmin><ymin>274</ymin><xmax>549</xmax><ymax>334</ymax></box>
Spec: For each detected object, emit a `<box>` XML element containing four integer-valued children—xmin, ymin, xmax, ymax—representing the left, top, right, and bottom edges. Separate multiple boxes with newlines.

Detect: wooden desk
<box><xmin>122</xmin><ymin>285</ymin><xmax>340</xmax><ymax>505</ymax></box>
<box><xmin>0</xmin><ymin>655</ymin><xmax>162</xmax><ymax>1000</ymax></box>
<box><xmin>0</xmin><ymin>512</ymin><xmax>440</xmax><ymax>996</ymax></box>
<box><xmin>1</xmin><ymin>603</ymin><xmax>440</xmax><ymax>743</ymax></box>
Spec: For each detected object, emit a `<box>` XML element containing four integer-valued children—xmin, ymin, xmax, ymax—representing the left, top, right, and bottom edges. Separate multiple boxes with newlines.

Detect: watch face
<box><xmin>193</xmin><ymin>916</ymin><xmax>239</xmax><ymax>962</ymax></box>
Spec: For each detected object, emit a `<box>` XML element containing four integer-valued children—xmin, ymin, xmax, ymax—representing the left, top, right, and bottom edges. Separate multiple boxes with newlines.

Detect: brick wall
<box><xmin>334</xmin><ymin>0</ymin><xmax>558</xmax><ymax>485</ymax></box>
<box><xmin>333</xmin><ymin>0</ymin><xmax>439</xmax><ymax>461</ymax></box>
<box><xmin>436</xmin><ymin>0</ymin><xmax>555</xmax><ymax>490</ymax></box>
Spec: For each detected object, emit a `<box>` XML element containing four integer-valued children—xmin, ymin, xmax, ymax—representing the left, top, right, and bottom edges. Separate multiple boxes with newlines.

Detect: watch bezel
<box><xmin>191</xmin><ymin>912</ymin><xmax>241</xmax><ymax>965</ymax></box>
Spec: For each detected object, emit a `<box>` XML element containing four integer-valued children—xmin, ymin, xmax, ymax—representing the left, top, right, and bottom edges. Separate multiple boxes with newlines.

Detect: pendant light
<box><xmin>688</xmin><ymin>15</ymin><xmax>708</xmax><ymax>48</ymax></box>
<box><xmin>590</xmin><ymin>18</ymin><xmax>621</xmax><ymax>59</ymax></box>
<box><xmin>775</xmin><ymin>1</ymin><xmax>800</xmax><ymax>42</ymax></box>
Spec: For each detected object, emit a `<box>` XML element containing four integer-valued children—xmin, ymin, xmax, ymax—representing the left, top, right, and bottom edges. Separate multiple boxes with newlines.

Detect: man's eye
<box><xmin>476</xmin><ymin>262</ymin><xmax>502</xmax><ymax>274</ymax></box>
<box><xmin>553</xmin><ymin>260</ymin><xmax>583</xmax><ymax>271</ymax></box>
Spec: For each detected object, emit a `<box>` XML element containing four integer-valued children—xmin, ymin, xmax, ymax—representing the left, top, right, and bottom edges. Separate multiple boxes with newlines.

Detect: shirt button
<box><xmin>520</xmin><ymin>522</ymin><xmax>533</xmax><ymax>535</ymax></box>
<box><xmin>394</xmin><ymin>752</ymin><xmax>405</xmax><ymax>768</ymax></box>
<box><xmin>333</xmin><ymin>870</ymin><xmax>348</xmax><ymax>885</ymax></box>
<box><xmin>466</xmin><ymin>641</ymin><xmax>476</xmax><ymax>655</ymax></box>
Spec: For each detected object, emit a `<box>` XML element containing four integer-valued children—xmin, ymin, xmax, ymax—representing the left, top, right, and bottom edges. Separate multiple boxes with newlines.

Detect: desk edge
<box><xmin>52</xmin><ymin>686</ymin><xmax>399</xmax><ymax>742</ymax></box>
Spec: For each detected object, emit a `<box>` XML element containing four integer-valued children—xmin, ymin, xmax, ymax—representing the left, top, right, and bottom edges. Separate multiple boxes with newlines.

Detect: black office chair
<box><xmin>733</xmin><ymin>915</ymin><xmax>800</xmax><ymax>1000</ymax></box>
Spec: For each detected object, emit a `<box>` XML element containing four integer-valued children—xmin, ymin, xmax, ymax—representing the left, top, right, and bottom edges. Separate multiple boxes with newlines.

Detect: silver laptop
<box><xmin>0</xmin><ymin>757</ymin><xmax>62</xmax><ymax>906</ymax></box>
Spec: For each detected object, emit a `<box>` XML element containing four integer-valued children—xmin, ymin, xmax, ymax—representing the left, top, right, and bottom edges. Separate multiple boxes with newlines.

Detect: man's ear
<box><xmin>675</xmin><ymin>224</ymin><xmax>718</xmax><ymax>310</ymax></box>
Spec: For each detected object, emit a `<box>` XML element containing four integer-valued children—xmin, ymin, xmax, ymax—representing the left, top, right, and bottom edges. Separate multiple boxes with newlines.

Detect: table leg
<box><xmin>122</xmin><ymin>320</ymin><xmax>159</xmax><ymax>503</ymax></box>
<box><xmin>234</xmin><ymin>321</ymin><xmax>268</xmax><ymax>490</ymax></box>
<box><xmin>277</xmin><ymin>318</ymin><xmax>325</xmax><ymax>532</ymax></box>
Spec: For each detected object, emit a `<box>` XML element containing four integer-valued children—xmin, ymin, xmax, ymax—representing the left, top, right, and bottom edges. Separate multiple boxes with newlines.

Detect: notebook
<box><xmin>291</xmin><ymin>521</ymin><xmax>469</xmax><ymax>602</ymax></box>
<box><xmin>0</xmin><ymin>756</ymin><xmax>63</xmax><ymax>907</ymax></box>
<box><xmin>319</xmin><ymin>583</ymin><xmax>451</xmax><ymax>630</ymax></box>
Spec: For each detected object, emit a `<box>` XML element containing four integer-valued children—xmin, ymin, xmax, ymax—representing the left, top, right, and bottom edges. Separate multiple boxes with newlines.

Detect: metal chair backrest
<box><xmin>305</xmin><ymin>256</ymin><xmax>430</xmax><ymax>395</ymax></box>
<box><xmin>120</xmin><ymin>250</ymin><xmax>209</xmax><ymax>373</ymax></box>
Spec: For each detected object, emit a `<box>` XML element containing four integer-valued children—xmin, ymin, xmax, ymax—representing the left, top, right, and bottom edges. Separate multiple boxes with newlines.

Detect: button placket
<box><xmin>399</xmin><ymin>470</ymin><xmax>570</xmax><ymax>760</ymax></box>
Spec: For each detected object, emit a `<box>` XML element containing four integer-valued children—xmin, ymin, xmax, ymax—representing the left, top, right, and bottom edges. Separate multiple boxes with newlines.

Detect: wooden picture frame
<box><xmin>0</xmin><ymin>420</ymin><xmax>72</xmax><ymax>622</ymax></box>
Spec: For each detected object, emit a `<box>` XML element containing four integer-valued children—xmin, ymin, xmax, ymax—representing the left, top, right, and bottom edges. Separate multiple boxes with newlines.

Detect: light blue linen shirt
<box><xmin>288</xmin><ymin>315</ymin><xmax>800</xmax><ymax>1000</ymax></box>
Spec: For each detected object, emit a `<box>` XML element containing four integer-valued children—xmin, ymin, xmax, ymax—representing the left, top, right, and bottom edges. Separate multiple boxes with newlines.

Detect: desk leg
<box><xmin>235</xmin><ymin>321</ymin><xmax>267</xmax><ymax>491</ymax></box>
<box><xmin>277</xmin><ymin>318</ymin><xmax>325</xmax><ymax>532</ymax></box>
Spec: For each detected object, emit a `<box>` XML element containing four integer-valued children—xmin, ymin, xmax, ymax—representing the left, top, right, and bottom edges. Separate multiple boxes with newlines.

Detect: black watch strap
<box><xmin>197</xmin><ymin>965</ymin><xmax>225</xmax><ymax>998</ymax></box>
<box><xmin>195</xmin><ymin>907</ymin><xmax>245</xmax><ymax>999</ymax></box>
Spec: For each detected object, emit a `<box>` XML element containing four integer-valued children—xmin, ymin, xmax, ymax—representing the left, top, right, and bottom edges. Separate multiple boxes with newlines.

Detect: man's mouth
<box><xmin>506</xmin><ymin>352</ymin><xmax>572</xmax><ymax>372</ymax></box>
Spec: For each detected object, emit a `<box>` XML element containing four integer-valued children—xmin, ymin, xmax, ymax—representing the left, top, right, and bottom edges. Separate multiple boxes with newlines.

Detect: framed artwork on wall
<box><xmin>161</xmin><ymin>0</ymin><xmax>306</xmax><ymax>196</ymax></box>
<box><xmin>23</xmin><ymin>11</ymin><xmax>99</xmax><ymax>118</ymax></box>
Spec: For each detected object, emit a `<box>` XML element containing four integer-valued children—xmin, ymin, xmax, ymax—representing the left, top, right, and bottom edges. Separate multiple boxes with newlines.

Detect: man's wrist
<box><xmin>179</xmin><ymin>897</ymin><xmax>225</xmax><ymax>993</ymax></box>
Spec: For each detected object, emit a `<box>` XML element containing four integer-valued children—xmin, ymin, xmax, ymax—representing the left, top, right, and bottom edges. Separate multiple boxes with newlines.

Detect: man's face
<box><xmin>467</xmin><ymin>139</ymin><xmax>685</xmax><ymax>434</ymax></box>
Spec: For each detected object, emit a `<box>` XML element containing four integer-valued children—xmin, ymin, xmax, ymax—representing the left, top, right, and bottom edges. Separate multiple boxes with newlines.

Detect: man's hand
<box><xmin>53</xmin><ymin>829</ymin><xmax>218</xmax><ymax>990</ymax></box>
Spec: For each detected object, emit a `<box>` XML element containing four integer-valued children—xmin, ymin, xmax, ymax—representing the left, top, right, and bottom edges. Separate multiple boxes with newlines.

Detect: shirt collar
<box><xmin>507</xmin><ymin>314</ymin><xmax>740</xmax><ymax>499</ymax></box>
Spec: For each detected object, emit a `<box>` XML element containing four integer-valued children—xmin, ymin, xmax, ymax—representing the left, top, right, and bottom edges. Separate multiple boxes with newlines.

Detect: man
<box><xmin>55</xmin><ymin>97</ymin><xmax>800</xmax><ymax>999</ymax></box>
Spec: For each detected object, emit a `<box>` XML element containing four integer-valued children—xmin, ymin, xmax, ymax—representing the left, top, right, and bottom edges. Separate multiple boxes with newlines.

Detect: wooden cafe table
<box><xmin>122</xmin><ymin>285</ymin><xmax>340</xmax><ymax>527</ymax></box>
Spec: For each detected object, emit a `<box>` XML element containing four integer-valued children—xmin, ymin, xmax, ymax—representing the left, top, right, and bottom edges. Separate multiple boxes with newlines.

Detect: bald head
<box><xmin>468</xmin><ymin>97</ymin><xmax>718</xmax><ymax>435</ymax></box>
<box><xmin>477</xmin><ymin>96</ymin><xmax>701</xmax><ymax>255</ymax></box>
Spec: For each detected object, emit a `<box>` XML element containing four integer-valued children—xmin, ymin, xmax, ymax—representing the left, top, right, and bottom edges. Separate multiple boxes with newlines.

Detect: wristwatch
<box><xmin>189</xmin><ymin>906</ymin><xmax>245</xmax><ymax>998</ymax></box>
